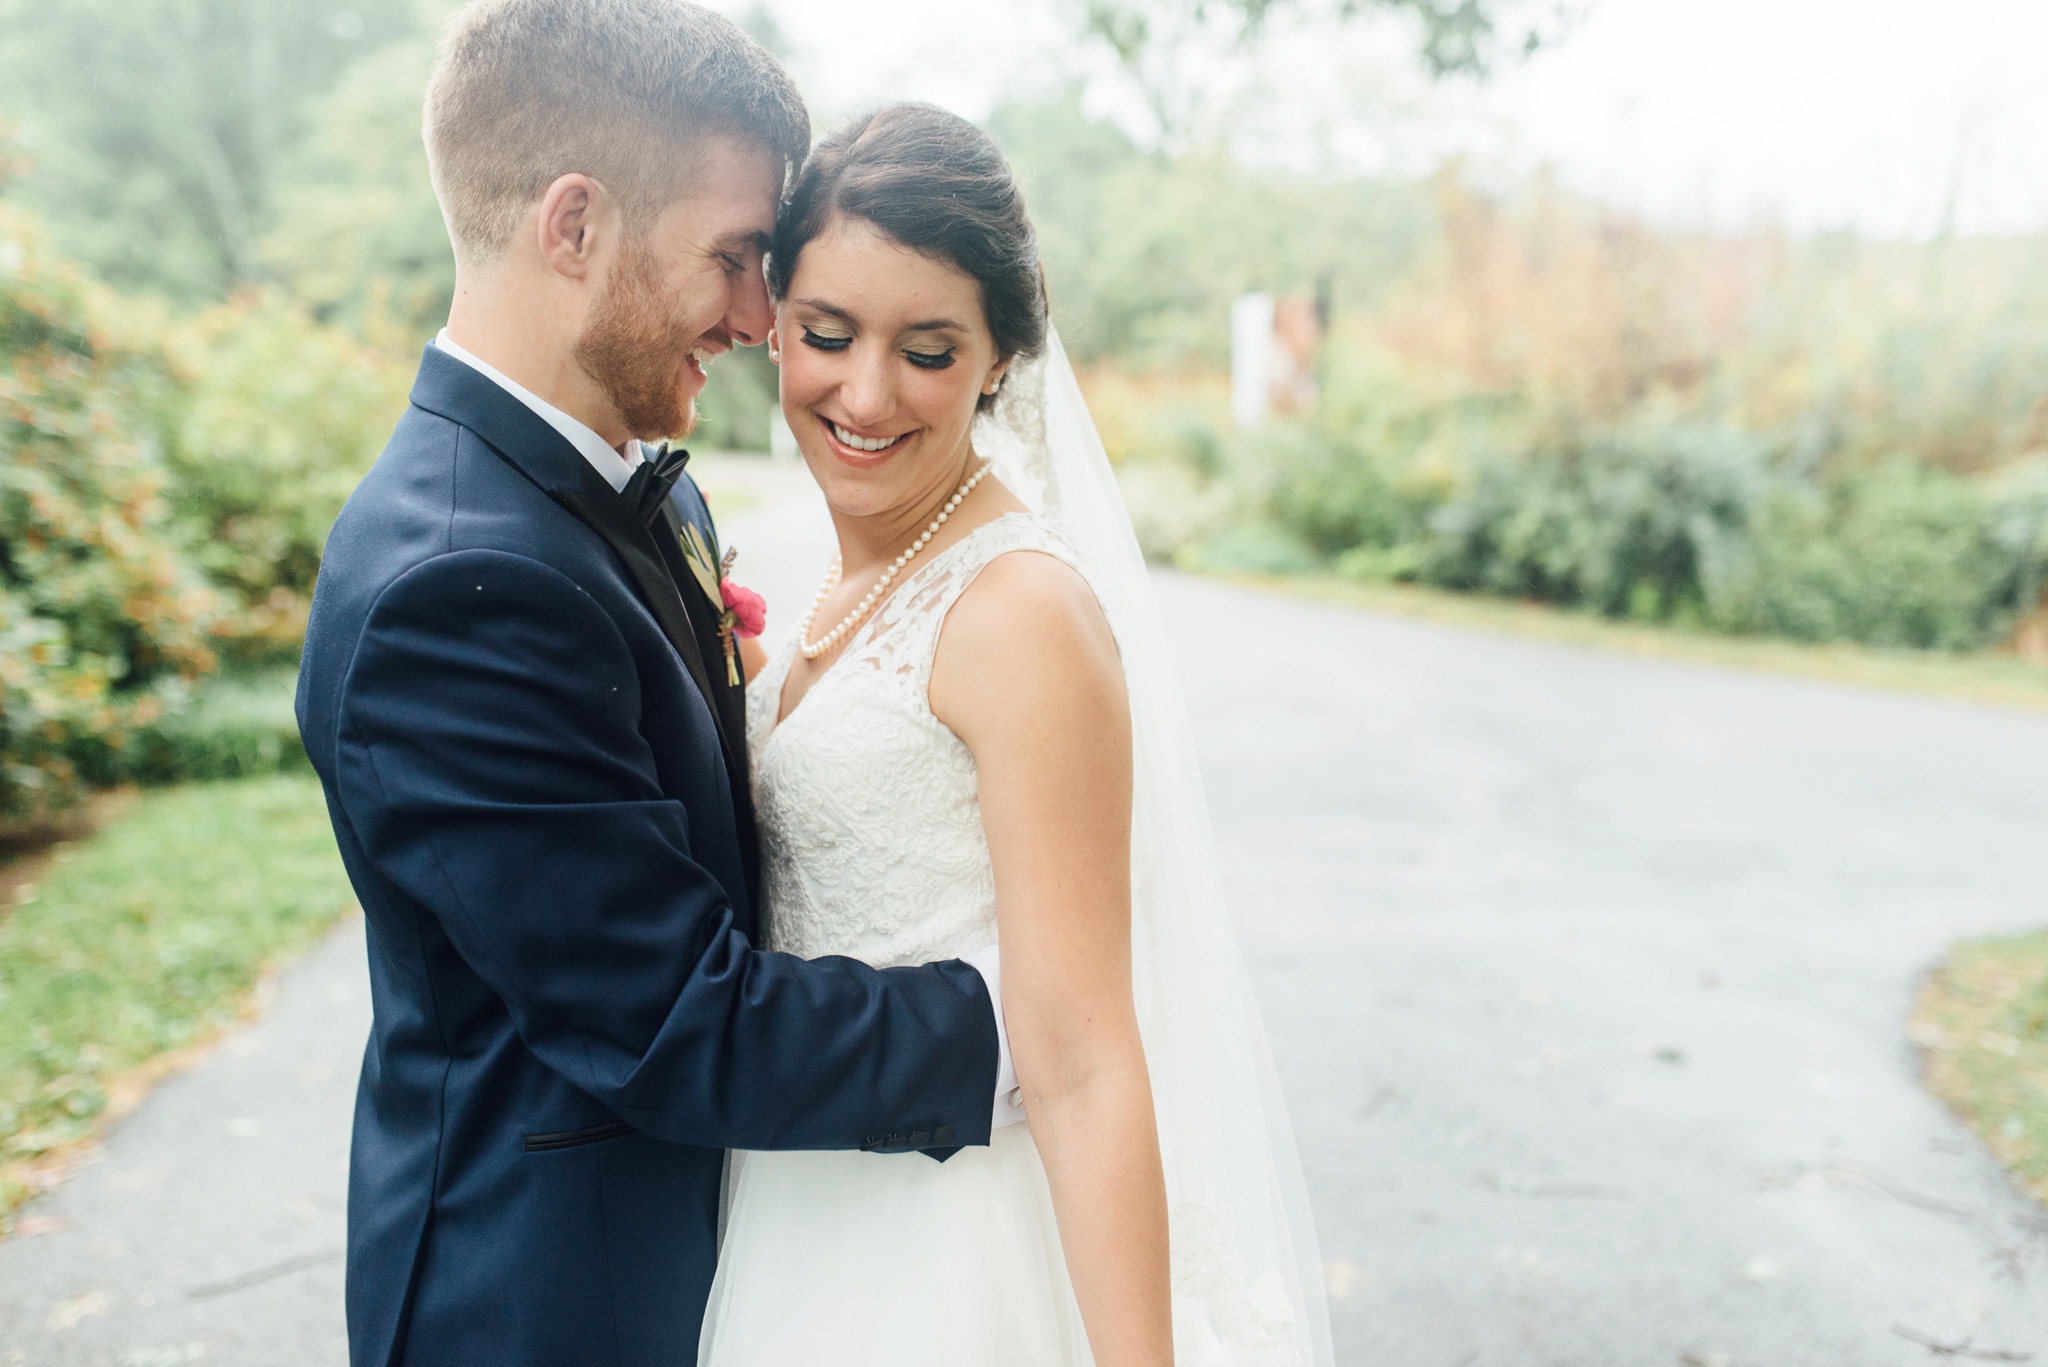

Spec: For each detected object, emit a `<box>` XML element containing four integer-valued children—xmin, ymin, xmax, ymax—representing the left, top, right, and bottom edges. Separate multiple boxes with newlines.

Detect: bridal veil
<box><xmin>979</xmin><ymin>330</ymin><xmax>1336</xmax><ymax>1367</ymax></box>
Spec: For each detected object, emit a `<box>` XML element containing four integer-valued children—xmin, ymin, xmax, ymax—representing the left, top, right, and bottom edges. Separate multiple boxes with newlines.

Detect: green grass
<box><xmin>1912</xmin><ymin>931</ymin><xmax>2048</xmax><ymax>1206</ymax></box>
<box><xmin>0</xmin><ymin>774</ymin><xmax>351</xmax><ymax>1223</ymax></box>
<box><xmin>1224</xmin><ymin>573</ymin><xmax>2048</xmax><ymax>713</ymax></box>
<box><xmin>129</xmin><ymin>667</ymin><xmax>308</xmax><ymax>786</ymax></box>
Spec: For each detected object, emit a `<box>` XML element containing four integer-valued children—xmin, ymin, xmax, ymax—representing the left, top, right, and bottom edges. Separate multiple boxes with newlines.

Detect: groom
<box><xmin>295</xmin><ymin>3</ymin><xmax>1017</xmax><ymax>1364</ymax></box>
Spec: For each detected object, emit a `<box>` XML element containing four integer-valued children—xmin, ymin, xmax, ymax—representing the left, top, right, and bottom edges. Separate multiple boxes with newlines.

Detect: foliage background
<box><xmin>993</xmin><ymin>115</ymin><xmax>2048</xmax><ymax>654</ymax></box>
<box><xmin>1125</xmin><ymin>174</ymin><xmax>2048</xmax><ymax>652</ymax></box>
<box><xmin>1</xmin><ymin>0</ymin><xmax>2045</xmax><ymax>822</ymax></box>
<box><xmin>0</xmin><ymin>206</ymin><xmax>222</xmax><ymax>819</ymax></box>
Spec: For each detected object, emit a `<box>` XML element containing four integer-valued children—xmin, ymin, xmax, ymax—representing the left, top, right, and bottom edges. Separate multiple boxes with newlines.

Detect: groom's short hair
<box><xmin>425</xmin><ymin>0</ymin><xmax>809</xmax><ymax>264</ymax></box>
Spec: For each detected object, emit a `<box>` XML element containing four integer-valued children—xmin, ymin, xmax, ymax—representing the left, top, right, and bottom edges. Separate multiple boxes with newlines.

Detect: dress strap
<box><xmin>839</xmin><ymin>512</ymin><xmax>1088</xmax><ymax>704</ymax></box>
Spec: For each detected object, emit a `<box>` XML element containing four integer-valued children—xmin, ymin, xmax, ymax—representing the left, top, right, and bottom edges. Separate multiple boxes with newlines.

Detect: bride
<box><xmin>699</xmin><ymin>103</ymin><xmax>1333</xmax><ymax>1367</ymax></box>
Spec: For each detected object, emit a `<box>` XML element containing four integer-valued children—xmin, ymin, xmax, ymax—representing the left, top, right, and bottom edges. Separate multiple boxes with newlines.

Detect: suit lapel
<box><xmin>648</xmin><ymin>497</ymin><xmax>748</xmax><ymax>753</ymax></box>
<box><xmin>645</xmin><ymin>497</ymin><xmax>760</xmax><ymax>902</ymax></box>
<box><xmin>557</xmin><ymin>474</ymin><xmax>760</xmax><ymax>910</ymax></box>
<box><xmin>405</xmin><ymin>347</ymin><xmax>745</xmax><ymax>787</ymax></box>
<box><xmin>552</xmin><ymin>474</ymin><xmax>742</xmax><ymax>773</ymax></box>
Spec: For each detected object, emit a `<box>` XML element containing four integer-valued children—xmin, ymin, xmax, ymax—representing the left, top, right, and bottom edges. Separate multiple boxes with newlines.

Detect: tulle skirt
<box><xmin>697</xmin><ymin>1124</ymin><xmax>1092</xmax><ymax>1365</ymax></box>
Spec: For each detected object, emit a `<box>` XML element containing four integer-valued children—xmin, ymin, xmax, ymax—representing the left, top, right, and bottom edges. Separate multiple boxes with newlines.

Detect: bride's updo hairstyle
<box><xmin>768</xmin><ymin>103</ymin><xmax>1047</xmax><ymax>412</ymax></box>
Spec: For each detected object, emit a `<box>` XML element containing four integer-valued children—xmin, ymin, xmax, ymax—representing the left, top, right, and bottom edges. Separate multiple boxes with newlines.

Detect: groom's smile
<box><xmin>574</xmin><ymin>135</ymin><xmax>782</xmax><ymax>444</ymax></box>
<box><xmin>684</xmin><ymin>340</ymin><xmax>728</xmax><ymax>390</ymax></box>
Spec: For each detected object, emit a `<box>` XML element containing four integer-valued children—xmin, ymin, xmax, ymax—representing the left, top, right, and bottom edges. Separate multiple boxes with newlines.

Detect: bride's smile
<box><xmin>770</xmin><ymin>214</ymin><xmax>1011</xmax><ymax>532</ymax></box>
<box><xmin>823</xmin><ymin>418</ymin><xmax>910</xmax><ymax>457</ymax></box>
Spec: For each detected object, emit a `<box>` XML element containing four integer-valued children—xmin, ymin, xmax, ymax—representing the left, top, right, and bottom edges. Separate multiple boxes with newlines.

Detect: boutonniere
<box><xmin>677</xmin><ymin>523</ymin><xmax>766</xmax><ymax>685</ymax></box>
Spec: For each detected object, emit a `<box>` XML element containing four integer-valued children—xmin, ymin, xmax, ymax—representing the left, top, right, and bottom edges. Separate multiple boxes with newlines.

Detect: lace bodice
<box><xmin>745</xmin><ymin>513</ymin><xmax>1084</xmax><ymax>966</ymax></box>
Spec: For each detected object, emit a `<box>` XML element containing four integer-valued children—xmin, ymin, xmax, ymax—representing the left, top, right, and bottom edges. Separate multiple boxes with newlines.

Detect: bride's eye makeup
<box><xmin>800</xmin><ymin>326</ymin><xmax>852</xmax><ymax>353</ymax></box>
<box><xmin>904</xmin><ymin>347</ymin><xmax>956</xmax><ymax>371</ymax></box>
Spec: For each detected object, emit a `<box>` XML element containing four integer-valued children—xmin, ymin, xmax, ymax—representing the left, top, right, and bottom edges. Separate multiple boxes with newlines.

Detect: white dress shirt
<box><xmin>431</xmin><ymin>330</ymin><xmax>1023</xmax><ymax>1133</ymax></box>
<box><xmin>435</xmin><ymin>330</ymin><xmax>647</xmax><ymax>491</ymax></box>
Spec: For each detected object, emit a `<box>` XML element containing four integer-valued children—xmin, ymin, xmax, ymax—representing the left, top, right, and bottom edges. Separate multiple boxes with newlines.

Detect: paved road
<box><xmin>0</xmin><ymin>922</ymin><xmax>367</xmax><ymax>1365</ymax></box>
<box><xmin>5</xmin><ymin>455</ymin><xmax>2046</xmax><ymax>1365</ymax></box>
<box><xmin>1177</xmin><ymin>573</ymin><xmax>2048</xmax><ymax>1366</ymax></box>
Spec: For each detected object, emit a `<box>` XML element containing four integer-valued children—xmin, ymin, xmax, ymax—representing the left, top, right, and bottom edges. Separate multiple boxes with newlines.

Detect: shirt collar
<box><xmin>434</xmin><ymin>329</ymin><xmax>646</xmax><ymax>493</ymax></box>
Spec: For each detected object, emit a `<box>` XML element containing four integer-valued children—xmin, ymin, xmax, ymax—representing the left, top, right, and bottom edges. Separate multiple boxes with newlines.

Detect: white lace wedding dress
<box><xmin>698</xmin><ymin>333</ymin><xmax>1332</xmax><ymax>1367</ymax></box>
<box><xmin>697</xmin><ymin>512</ymin><xmax>1095</xmax><ymax>1365</ymax></box>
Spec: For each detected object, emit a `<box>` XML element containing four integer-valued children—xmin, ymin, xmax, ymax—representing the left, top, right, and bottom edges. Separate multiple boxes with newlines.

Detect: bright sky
<box><xmin>1471</xmin><ymin>0</ymin><xmax>2048</xmax><ymax>235</ymax></box>
<box><xmin>712</xmin><ymin>0</ymin><xmax>2048</xmax><ymax>237</ymax></box>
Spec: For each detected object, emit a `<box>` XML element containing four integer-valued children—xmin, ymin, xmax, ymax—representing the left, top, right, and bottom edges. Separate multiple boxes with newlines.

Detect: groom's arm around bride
<box><xmin>293</xmin><ymin>4</ymin><xmax>1009</xmax><ymax>1364</ymax></box>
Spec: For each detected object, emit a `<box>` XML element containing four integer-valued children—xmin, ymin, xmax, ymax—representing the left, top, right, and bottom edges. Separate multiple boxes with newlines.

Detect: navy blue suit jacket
<box><xmin>296</xmin><ymin>347</ymin><xmax>999</xmax><ymax>1367</ymax></box>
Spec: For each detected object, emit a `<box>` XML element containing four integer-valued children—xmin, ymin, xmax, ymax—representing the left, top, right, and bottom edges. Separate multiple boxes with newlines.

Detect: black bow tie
<box><xmin>622</xmin><ymin>443</ymin><xmax>691</xmax><ymax>527</ymax></box>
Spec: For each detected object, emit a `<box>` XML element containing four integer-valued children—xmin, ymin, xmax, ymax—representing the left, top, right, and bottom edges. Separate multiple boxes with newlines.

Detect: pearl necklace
<box><xmin>797</xmin><ymin>461</ymin><xmax>993</xmax><ymax>660</ymax></box>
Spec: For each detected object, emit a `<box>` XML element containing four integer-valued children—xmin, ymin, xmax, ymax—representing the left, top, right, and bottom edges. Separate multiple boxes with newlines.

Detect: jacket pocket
<box><xmin>522</xmin><ymin>1119</ymin><xmax>635</xmax><ymax>1152</ymax></box>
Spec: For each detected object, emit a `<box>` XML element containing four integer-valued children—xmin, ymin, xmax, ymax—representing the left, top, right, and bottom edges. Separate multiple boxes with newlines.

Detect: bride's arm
<box><xmin>931</xmin><ymin>550</ymin><xmax>1172</xmax><ymax>1367</ymax></box>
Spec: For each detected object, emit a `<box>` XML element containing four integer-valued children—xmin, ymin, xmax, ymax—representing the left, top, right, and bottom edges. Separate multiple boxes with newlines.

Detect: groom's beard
<box><xmin>574</xmin><ymin>236</ymin><xmax>702</xmax><ymax>442</ymax></box>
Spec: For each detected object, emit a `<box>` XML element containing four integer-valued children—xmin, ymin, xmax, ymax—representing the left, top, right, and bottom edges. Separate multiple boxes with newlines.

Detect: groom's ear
<box><xmin>535</xmin><ymin>173</ymin><xmax>614</xmax><ymax>282</ymax></box>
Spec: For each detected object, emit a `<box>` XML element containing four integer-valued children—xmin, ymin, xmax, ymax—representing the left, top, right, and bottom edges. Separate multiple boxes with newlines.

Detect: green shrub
<box><xmin>128</xmin><ymin>669</ymin><xmax>306</xmax><ymax>786</ymax></box>
<box><xmin>0</xmin><ymin>206</ymin><xmax>222</xmax><ymax>819</ymax></box>
<box><xmin>1988</xmin><ymin>459</ymin><xmax>2048</xmax><ymax>617</ymax></box>
<box><xmin>160</xmin><ymin>291</ymin><xmax>411</xmax><ymax>663</ymax></box>
<box><xmin>0</xmin><ymin>200</ymin><xmax>421</xmax><ymax>814</ymax></box>
<box><xmin>1720</xmin><ymin>463</ymin><xmax>2023</xmax><ymax>649</ymax></box>
<box><xmin>1249</xmin><ymin>417</ymin><xmax>1432</xmax><ymax>560</ymax></box>
<box><xmin>1116</xmin><ymin>459</ymin><xmax>1237</xmax><ymax>563</ymax></box>
<box><xmin>1423</xmin><ymin>420</ymin><xmax>1771</xmax><ymax>621</ymax></box>
<box><xmin>1212</xmin><ymin>402</ymin><xmax>2048</xmax><ymax>652</ymax></box>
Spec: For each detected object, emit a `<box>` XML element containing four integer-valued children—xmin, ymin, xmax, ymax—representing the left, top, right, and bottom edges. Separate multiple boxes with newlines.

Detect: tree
<box><xmin>1082</xmin><ymin>0</ymin><xmax>1559</xmax><ymax>73</ymax></box>
<box><xmin>0</xmin><ymin>0</ymin><xmax>418</xmax><ymax>301</ymax></box>
<box><xmin>990</xmin><ymin>92</ymin><xmax>1432</xmax><ymax>366</ymax></box>
<box><xmin>262</xmin><ymin>35</ymin><xmax>456</xmax><ymax>339</ymax></box>
<box><xmin>1075</xmin><ymin>0</ymin><xmax>1572</xmax><ymax>139</ymax></box>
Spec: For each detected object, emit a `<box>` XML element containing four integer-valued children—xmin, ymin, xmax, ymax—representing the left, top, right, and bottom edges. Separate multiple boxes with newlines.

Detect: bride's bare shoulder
<box><xmin>928</xmin><ymin>543</ymin><xmax>1125</xmax><ymax>738</ymax></box>
<box><xmin>949</xmin><ymin>544</ymin><xmax>1116</xmax><ymax>671</ymax></box>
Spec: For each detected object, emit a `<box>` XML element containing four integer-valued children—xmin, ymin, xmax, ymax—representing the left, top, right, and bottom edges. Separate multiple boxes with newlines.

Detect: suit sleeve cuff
<box><xmin>961</xmin><ymin>944</ymin><xmax>1025</xmax><ymax>1129</ymax></box>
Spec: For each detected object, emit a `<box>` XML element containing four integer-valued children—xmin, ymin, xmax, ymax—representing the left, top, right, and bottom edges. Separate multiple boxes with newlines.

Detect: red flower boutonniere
<box><xmin>678</xmin><ymin>523</ymin><xmax>765</xmax><ymax>685</ymax></box>
<box><xmin>721</xmin><ymin>578</ymin><xmax>766</xmax><ymax>639</ymax></box>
